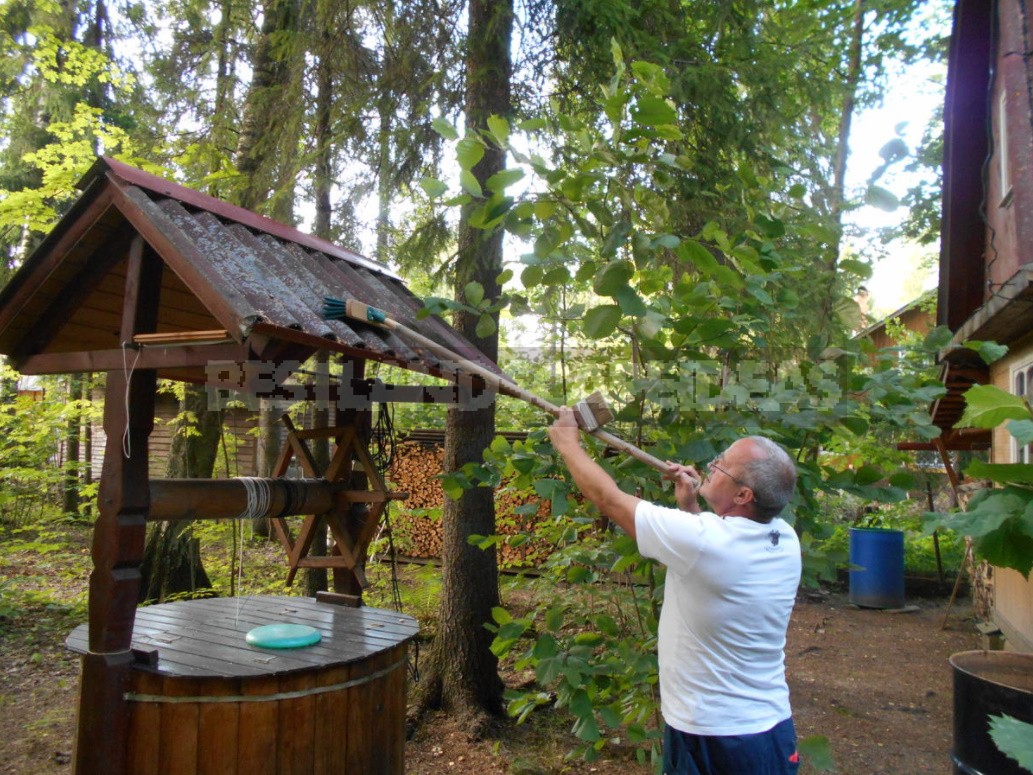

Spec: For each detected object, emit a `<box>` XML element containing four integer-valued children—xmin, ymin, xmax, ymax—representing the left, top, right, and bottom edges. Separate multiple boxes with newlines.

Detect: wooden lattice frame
<box><xmin>270</xmin><ymin>414</ymin><xmax>404</xmax><ymax>590</ymax></box>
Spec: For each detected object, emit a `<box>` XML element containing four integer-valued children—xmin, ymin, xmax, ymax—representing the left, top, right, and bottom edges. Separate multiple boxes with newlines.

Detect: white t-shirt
<box><xmin>635</xmin><ymin>500</ymin><xmax>801</xmax><ymax>736</ymax></box>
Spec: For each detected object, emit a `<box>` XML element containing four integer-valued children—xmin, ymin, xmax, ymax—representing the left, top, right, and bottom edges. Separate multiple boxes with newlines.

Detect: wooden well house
<box><xmin>0</xmin><ymin>157</ymin><xmax>505</xmax><ymax>775</ymax></box>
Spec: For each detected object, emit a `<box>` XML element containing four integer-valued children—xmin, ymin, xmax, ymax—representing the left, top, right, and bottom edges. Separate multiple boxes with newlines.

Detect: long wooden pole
<box><xmin>335</xmin><ymin>300</ymin><xmax>672</xmax><ymax>473</ymax></box>
<box><xmin>146</xmin><ymin>478</ymin><xmax>406</xmax><ymax>521</ymax></box>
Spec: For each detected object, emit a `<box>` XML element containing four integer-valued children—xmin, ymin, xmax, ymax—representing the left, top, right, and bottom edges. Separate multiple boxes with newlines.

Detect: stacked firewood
<box><xmin>386</xmin><ymin>440</ymin><xmax>553</xmax><ymax>568</ymax></box>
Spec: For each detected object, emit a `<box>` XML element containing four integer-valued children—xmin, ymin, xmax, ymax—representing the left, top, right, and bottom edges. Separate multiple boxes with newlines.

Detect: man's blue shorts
<box><xmin>663</xmin><ymin>717</ymin><xmax>800</xmax><ymax>775</ymax></box>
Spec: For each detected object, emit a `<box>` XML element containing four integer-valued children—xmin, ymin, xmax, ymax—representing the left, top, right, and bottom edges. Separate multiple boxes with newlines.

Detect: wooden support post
<box><xmin>334</xmin><ymin>358</ymin><xmax>371</xmax><ymax>599</ymax></box>
<box><xmin>73</xmin><ymin>236</ymin><xmax>161</xmax><ymax>775</ymax></box>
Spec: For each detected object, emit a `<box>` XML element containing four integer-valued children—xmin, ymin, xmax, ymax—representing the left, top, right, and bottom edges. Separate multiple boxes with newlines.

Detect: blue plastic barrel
<box><xmin>848</xmin><ymin>527</ymin><xmax>905</xmax><ymax>608</ymax></box>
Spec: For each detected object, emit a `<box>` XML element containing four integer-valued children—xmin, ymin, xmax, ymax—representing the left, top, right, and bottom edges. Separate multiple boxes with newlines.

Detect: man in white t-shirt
<box><xmin>549</xmin><ymin>408</ymin><xmax>801</xmax><ymax>775</ymax></box>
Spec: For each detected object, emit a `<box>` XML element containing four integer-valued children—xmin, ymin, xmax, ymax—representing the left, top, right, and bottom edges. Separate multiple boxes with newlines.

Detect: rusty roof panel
<box><xmin>0</xmin><ymin>157</ymin><xmax>505</xmax><ymax>383</ymax></box>
<box><xmin>157</xmin><ymin>201</ymin><xmax>301</xmax><ymax>330</ymax></box>
<box><xmin>93</xmin><ymin>157</ymin><xmax>398</xmax><ymax>279</ymax></box>
<box><xmin>222</xmin><ymin>225</ymin><xmax>332</xmax><ymax>336</ymax></box>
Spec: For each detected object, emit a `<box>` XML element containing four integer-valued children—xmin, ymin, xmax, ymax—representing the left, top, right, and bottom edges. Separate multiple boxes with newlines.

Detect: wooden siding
<box><xmin>994</xmin><ymin>568</ymin><xmax>1033</xmax><ymax>652</ymax></box>
<box><xmin>91</xmin><ymin>393</ymin><xmax>270</xmax><ymax>480</ymax></box>
<box><xmin>865</xmin><ymin>304</ymin><xmax>934</xmax><ymax>351</ymax></box>
<box><xmin>989</xmin><ymin>333</ymin><xmax>1033</xmax><ymax>651</ymax></box>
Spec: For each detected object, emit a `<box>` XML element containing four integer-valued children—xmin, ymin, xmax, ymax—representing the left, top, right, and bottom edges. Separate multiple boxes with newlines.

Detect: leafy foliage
<box><xmin>0</xmin><ymin>367</ymin><xmax>96</xmax><ymax>525</ymax></box>
<box><xmin>989</xmin><ymin>714</ymin><xmax>1033</xmax><ymax>773</ymax></box>
<box><xmin>926</xmin><ymin>381</ymin><xmax>1033</xmax><ymax>578</ymax></box>
<box><xmin>415</xmin><ymin>46</ymin><xmax>950</xmax><ymax>764</ymax></box>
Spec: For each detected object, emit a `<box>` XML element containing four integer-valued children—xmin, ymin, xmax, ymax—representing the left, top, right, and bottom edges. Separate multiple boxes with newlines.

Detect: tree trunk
<box><xmin>63</xmin><ymin>373</ymin><xmax>82</xmax><ymax>515</ymax></box>
<box><xmin>818</xmin><ymin>0</ymin><xmax>865</xmax><ymax>331</ymax></box>
<box><xmin>235</xmin><ymin>0</ymin><xmax>303</xmax><ymax>216</ymax></box>
<box><xmin>138</xmin><ymin>385</ymin><xmax>217</xmax><ymax>602</ymax></box>
<box><xmin>82</xmin><ymin>374</ymin><xmax>93</xmax><ymax>488</ymax></box>
<box><xmin>410</xmin><ymin>0</ymin><xmax>512</xmax><ymax>728</ymax></box>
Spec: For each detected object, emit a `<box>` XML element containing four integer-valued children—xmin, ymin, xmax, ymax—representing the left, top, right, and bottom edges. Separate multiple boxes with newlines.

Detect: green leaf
<box><xmin>677</xmin><ymin>240</ymin><xmax>743</xmax><ymax>288</ymax></box>
<box><xmin>496</xmin><ymin>620</ymin><xmax>528</xmax><ymax>643</ymax></box>
<box><xmin>464</xmin><ymin>281</ymin><xmax>485</xmax><ymax>307</ymax></box>
<box><xmin>838</xmin><ymin>258</ymin><xmax>873</xmax><ymax>280</ymax></box>
<box><xmin>965</xmin><ymin>340</ymin><xmax>1009</xmax><ymax>364</ymax></box>
<box><xmin>754</xmin><ymin>213</ymin><xmax>785</xmax><ymax>239</ymax></box>
<box><xmin>614</xmin><ymin>285</ymin><xmax>647</xmax><ymax>316</ymax></box>
<box><xmin>598</xmin><ymin>706</ymin><xmax>622</xmax><ymax>729</ymax></box>
<box><xmin>1008</xmin><ymin>419</ymin><xmax>1033</xmax><ymax>446</ymax></box>
<box><xmin>457</xmin><ymin>136</ymin><xmax>486</xmax><ymax>170</ymax></box>
<box><xmin>923</xmin><ymin>326</ymin><xmax>954</xmax><ymax>351</ymax></box>
<box><xmin>865</xmin><ymin>185</ymin><xmax>899</xmax><ymax>211</ymax></box>
<box><xmin>610</xmin><ymin>37</ymin><xmax>624</xmax><ymax>69</ymax></box>
<box><xmin>573</xmin><ymin>711</ymin><xmax>601</xmax><ymax>742</ymax></box>
<box><xmin>518</xmin><ymin>117</ymin><xmax>547</xmax><ymax>132</ymax></box>
<box><xmin>485</xmin><ymin>167</ymin><xmax>524</xmax><ymax>192</ymax></box>
<box><xmin>853</xmin><ymin>464</ymin><xmax>884</xmax><ymax>486</ymax></box>
<box><xmin>989</xmin><ymin>714</ymin><xmax>1033</xmax><ymax>770</ymax></box>
<box><xmin>959</xmin><ymin>385</ymin><xmax>1031</xmax><ymax>428</ymax></box>
<box><xmin>521</xmin><ymin>265</ymin><xmax>543</xmax><ymax>288</ymax></box>
<box><xmin>966</xmin><ymin>459</ymin><xmax>1033</xmax><ymax>485</ymax></box>
<box><xmin>593</xmin><ymin>260</ymin><xmax>635</xmax><ymax>296</ymax></box>
<box><xmin>678</xmin><ymin>239</ymin><xmax>719</xmax><ymax>273</ymax></box>
<box><xmin>840</xmin><ymin>416</ymin><xmax>869</xmax><ymax>436</ymax></box>
<box><xmin>631</xmin><ymin>95</ymin><xmax>677</xmax><ymax>126</ymax></box>
<box><xmin>635</xmin><ymin>310</ymin><xmax>665</xmax><ymax>339</ymax></box>
<box><xmin>573</xmin><ymin>632</ymin><xmax>604</xmax><ymax>647</ymax></box>
<box><xmin>431</xmin><ymin>117</ymin><xmax>458</xmax><ymax>140</ymax></box>
<box><xmin>798</xmin><ymin>735</ymin><xmax>836</xmax><ymax>772</ymax></box>
<box><xmin>955</xmin><ymin>487</ymin><xmax>1033</xmax><ymax>537</ymax></box>
<box><xmin>977</xmin><ymin>524</ymin><xmax>1033</xmax><ymax>577</ymax></box>
<box><xmin>582</xmin><ymin>305</ymin><xmax>622</xmax><ymax>338</ymax></box>
<box><xmin>486</xmin><ymin>115</ymin><xmax>510</xmax><ymax>146</ymax></box>
<box><xmin>532</xmin><ymin>635</ymin><xmax>559</xmax><ymax>662</ymax></box>
<box><xmin>459</xmin><ymin>169</ymin><xmax>482</xmax><ymax>197</ymax></box>
<box><xmin>746</xmin><ymin>283</ymin><xmax>773</xmax><ymax>305</ymax></box>
<box><xmin>545</xmin><ymin>606</ymin><xmax>565</xmax><ymax>632</ymax></box>
<box><xmin>419</xmin><ymin>177</ymin><xmax>447</xmax><ymax>198</ymax></box>
<box><xmin>601</xmin><ymin>218</ymin><xmax>632</xmax><ymax>257</ymax></box>
<box><xmin>889</xmin><ymin>470</ymin><xmax>917</xmax><ymax>489</ymax></box>
<box><xmin>475</xmin><ymin>313</ymin><xmax>497</xmax><ymax>338</ymax></box>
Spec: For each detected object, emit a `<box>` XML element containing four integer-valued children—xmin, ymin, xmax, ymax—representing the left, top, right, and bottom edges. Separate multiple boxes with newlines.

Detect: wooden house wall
<box><xmin>91</xmin><ymin>393</ymin><xmax>266</xmax><ymax>480</ymax></box>
<box><xmin>981</xmin><ymin>0</ymin><xmax>1033</xmax><ymax>652</ymax></box>
<box><xmin>988</xmin><ymin>332</ymin><xmax>1033</xmax><ymax>651</ymax></box>
<box><xmin>866</xmin><ymin>305</ymin><xmax>934</xmax><ymax>351</ymax></box>
<box><xmin>985</xmin><ymin>0</ymin><xmax>1033</xmax><ymax>292</ymax></box>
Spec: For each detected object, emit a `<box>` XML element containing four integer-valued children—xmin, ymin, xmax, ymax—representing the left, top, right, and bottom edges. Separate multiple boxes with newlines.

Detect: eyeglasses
<box><xmin>707</xmin><ymin>457</ymin><xmax>747</xmax><ymax>487</ymax></box>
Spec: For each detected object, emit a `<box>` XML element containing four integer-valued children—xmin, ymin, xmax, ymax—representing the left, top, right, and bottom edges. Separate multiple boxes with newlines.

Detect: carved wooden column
<box><xmin>74</xmin><ymin>236</ymin><xmax>161</xmax><ymax>775</ymax></box>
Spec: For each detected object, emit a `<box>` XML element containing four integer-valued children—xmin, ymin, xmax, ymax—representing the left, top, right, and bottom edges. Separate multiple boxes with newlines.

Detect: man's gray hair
<box><xmin>741</xmin><ymin>436</ymin><xmax>797</xmax><ymax>520</ymax></box>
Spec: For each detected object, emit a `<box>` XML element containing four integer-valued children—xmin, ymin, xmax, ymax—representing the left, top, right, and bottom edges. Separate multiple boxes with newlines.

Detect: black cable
<box><xmin>370</xmin><ymin>388</ymin><xmax>396</xmax><ymax>474</ymax></box>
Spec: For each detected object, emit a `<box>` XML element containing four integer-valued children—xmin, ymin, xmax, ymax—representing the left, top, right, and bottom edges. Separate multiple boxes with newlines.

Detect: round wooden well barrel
<box><xmin>66</xmin><ymin>595</ymin><xmax>418</xmax><ymax>775</ymax></box>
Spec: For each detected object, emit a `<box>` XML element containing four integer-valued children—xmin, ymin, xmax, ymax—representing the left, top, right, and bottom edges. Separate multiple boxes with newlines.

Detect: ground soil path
<box><xmin>0</xmin><ymin>591</ymin><xmax>979</xmax><ymax>774</ymax></box>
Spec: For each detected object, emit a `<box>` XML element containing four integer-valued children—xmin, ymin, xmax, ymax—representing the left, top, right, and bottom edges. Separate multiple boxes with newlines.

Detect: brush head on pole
<box><xmin>322</xmin><ymin>297</ymin><xmax>388</xmax><ymax>326</ymax></box>
<box><xmin>573</xmin><ymin>391</ymin><xmax>614</xmax><ymax>432</ymax></box>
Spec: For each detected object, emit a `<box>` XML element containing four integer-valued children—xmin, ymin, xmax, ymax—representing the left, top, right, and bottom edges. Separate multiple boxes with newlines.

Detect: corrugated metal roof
<box><xmin>0</xmin><ymin>157</ymin><xmax>503</xmax><ymax>384</ymax></box>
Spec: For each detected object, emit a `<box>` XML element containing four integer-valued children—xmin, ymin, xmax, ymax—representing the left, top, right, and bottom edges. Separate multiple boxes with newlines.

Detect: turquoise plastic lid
<box><xmin>245</xmin><ymin>623</ymin><xmax>322</xmax><ymax>649</ymax></box>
